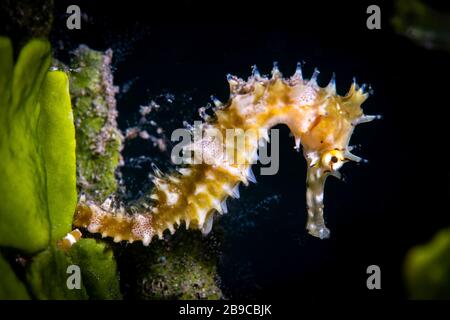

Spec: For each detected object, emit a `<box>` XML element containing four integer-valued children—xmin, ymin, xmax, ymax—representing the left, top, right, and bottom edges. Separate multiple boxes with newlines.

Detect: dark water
<box><xmin>51</xmin><ymin>0</ymin><xmax>450</xmax><ymax>299</ymax></box>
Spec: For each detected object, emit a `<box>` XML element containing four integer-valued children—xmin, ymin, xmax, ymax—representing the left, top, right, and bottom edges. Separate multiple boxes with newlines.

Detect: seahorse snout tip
<box><xmin>307</xmin><ymin>222</ymin><xmax>331</xmax><ymax>239</ymax></box>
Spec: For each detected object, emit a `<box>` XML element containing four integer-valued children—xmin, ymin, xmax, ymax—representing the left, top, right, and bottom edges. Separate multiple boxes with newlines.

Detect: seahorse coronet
<box><xmin>72</xmin><ymin>63</ymin><xmax>379</xmax><ymax>246</ymax></box>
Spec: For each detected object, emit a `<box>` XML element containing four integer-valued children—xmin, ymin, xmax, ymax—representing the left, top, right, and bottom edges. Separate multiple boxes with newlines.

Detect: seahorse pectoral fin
<box><xmin>305</xmin><ymin>165</ymin><xmax>330</xmax><ymax>239</ymax></box>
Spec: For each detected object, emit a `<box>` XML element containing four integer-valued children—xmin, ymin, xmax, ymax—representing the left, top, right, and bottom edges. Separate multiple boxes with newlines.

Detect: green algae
<box><xmin>67</xmin><ymin>239</ymin><xmax>122</xmax><ymax>300</ymax></box>
<box><xmin>27</xmin><ymin>240</ymin><xmax>121</xmax><ymax>300</ymax></box>
<box><xmin>67</xmin><ymin>45</ymin><xmax>223</xmax><ymax>300</ymax></box>
<box><xmin>0</xmin><ymin>253</ymin><xmax>30</xmax><ymax>300</ymax></box>
<box><xmin>122</xmin><ymin>229</ymin><xmax>223</xmax><ymax>300</ymax></box>
<box><xmin>0</xmin><ymin>34</ymin><xmax>220</xmax><ymax>300</ymax></box>
<box><xmin>0</xmin><ymin>37</ymin><xmax>121</xmax><ymax>300</ymax></box>
<box><xmin>0</xmin><ymin>37</ymin><xmax>76</xmax><ymax>252</ymax></box>
<box><xmin>392</xmin><ymin>0</ymin><xmax>450</xmax><ymax>52</ymax></box>
<box><xmin>404</xmin><ymin>226</ymin><xmax>450</xmax><ymax>299</ymax></box>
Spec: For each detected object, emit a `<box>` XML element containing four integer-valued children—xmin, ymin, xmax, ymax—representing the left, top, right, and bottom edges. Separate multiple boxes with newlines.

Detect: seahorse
<box><xmin>73</xmin><ymin>63</ymin><xmax>379</xmax><ymax>245</ymax></box>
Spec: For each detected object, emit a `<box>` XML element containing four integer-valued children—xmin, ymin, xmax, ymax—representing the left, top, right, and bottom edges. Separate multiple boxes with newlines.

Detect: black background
<box><xmin>47</xmin><ymin>0</ymin><xmax>450</xmax><ymax>300</ymax></box>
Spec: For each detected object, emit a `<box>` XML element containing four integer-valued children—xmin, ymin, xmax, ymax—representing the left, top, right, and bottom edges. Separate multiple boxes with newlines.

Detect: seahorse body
<box><xmin>73</xmin><ymin>63</ymin><xmax>378</xmax><ymax>245</ymax></box>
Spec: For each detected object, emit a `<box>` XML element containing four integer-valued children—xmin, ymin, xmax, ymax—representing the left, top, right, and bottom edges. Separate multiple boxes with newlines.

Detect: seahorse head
<box><xmin>297</xmin><ymin>79</ymin><xmax>379</xmax><ymax>239</ymax></box>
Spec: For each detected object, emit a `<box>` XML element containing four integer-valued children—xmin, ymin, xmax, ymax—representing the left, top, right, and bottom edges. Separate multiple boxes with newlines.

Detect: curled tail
<box><xmin>74</xmin><ymin>161</ymin><xmax>254</xmax><ymax>245</ymax></box>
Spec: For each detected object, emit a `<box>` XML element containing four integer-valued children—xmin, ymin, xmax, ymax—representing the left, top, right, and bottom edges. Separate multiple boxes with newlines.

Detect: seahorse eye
<box><xmin>322</xmin><ymin>150</ymin><xmax>344</xmax><ymax>171</ymax></box>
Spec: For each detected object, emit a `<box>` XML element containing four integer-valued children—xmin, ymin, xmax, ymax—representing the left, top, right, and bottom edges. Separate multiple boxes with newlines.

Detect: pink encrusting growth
<box><xmin>73</xmin><ymin>62</ymin><xmax>379</xmax><ymax>245</ymax></box>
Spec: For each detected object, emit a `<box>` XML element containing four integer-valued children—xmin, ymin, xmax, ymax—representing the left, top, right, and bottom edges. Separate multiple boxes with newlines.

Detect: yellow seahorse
<box><xmin>73</xmin><ymin>63</ymin><xmax>379</xmax><ymax>245</ymax></box>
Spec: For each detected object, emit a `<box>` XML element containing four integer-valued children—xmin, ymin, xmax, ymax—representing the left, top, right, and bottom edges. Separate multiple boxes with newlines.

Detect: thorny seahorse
<box><xmin>71</xmin><ymin>63</ymin><xmax>379</xmax><ymax>247</ymax></box>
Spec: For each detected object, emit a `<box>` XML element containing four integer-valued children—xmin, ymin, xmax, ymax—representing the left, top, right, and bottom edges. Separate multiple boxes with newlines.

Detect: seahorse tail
<box><xmin>73</xmin><ymin>201</ymin><xmax>154</xmax><ymax>245</ymax></box>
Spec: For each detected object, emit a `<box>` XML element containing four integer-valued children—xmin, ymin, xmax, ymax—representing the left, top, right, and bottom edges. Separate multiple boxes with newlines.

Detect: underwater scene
<box><xmin>0</xmin><ymin>0</ymin><xmax>450</xmax><ymax>307</ymax></box>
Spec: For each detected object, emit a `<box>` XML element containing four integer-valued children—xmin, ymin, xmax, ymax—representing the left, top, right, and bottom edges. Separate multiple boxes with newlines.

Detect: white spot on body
<box><xmin>132</xmin><ymin>214</ymin><xmax>153</xmax><ymax>246</ymax></box>
<box><xmin>150</xmin><ymin>194</ymin><xmax>159</xmax><ymax>200</ymax></box>
<box><xmin>142</xmin><ymin>234</ymin><xmax>151</xmax><ymax>246</ymax></box>
<box><xmin>315</xmin><ymin>193</ymin><xmax>324</xmax><ymax>203</ymax></box>
<box><xmin>194</xmin><ymin>184</ymin><xmax>207</xmax><ymax>195</ymax></box>
<box><xmin>165</xmin><ymin>191</ymin><xmax>179</xmax><ymax>206</ymax></box>
<box><xmin>178</xmin><ymin>168</ymin><xmax>192</xmax><ymax>176</ymax></box>
<box><xmin>100</xmin><ymin>197</ymin><xmax>112</xmax><ymax>210</ymax></box>
<box><xmin>292</xmin><ymin>84</ymin><xmax>317</xmax><ymax>106</ymax></box>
